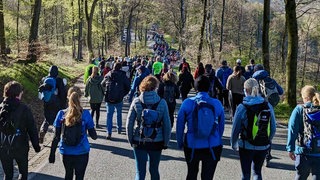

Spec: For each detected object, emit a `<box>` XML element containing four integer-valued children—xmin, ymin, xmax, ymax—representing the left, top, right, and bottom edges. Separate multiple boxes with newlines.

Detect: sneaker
<box><xmin>39</xmin><ymin>131</ymin><xmax>45</xmax><ymax>144</ymax></box>
<box><xmin>118</xmin><ymin>129</ymin><xmax>122</xmax><ymax>134</ymax></box>
<box><xmin>106</xmin><ymin>134</ymin><xmax>112</xmax><ymax>140</ymax></box>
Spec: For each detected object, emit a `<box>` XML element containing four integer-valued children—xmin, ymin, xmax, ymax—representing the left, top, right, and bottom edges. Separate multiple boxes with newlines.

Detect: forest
<box><xmin>0</xmin><ymin>0</ymin><xmax>320</xmax><ymax>108</ymax></box>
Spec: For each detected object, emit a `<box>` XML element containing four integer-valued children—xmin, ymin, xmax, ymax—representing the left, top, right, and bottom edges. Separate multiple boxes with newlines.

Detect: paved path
<box><xmin>24</xmin><ymin>77</ymin><xmax>300</xmax><ymax>180</ymax></box>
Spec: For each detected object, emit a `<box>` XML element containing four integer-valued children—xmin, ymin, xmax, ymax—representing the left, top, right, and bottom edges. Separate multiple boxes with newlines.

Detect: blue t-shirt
<box><xmin>54</xmin><ymin>109</ymin><xmax>95</xmax><ymax>155</ymax></box>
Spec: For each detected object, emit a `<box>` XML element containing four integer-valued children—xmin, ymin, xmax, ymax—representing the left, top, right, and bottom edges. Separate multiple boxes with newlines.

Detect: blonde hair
<box><xmin>162</xmin><ymin>71</ymin><xmax>177</xmax><ymax>83</ymax></box>
<box><xmin>244</xmin><ymin>78</ymin><xmax>260</xmax><ymax>97</ymax></box>
<box><xmin>90</xmin><ymin>66</ymin><xmax>99</xmax><ymax>78</ymax></box>
<box><xmin>301</xmin><ymin>85</ymin><xmax>320</xmax><ymax>105</ymax></box>
<box><xmin>65</xmin><ymin>86</ymin><xmax>83</xmax><ymax>126</ymax></box>
<box><xmin>139</xmin><ymin>75</ymin><xmax>159</xmax><ymax>92</ymax></box>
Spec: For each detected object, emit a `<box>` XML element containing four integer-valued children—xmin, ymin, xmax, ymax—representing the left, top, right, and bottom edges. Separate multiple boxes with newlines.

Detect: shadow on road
<box><xmin>30</xmin><ymin>173</ymin><xmax>64</xmax><ymax>180</ymax></box>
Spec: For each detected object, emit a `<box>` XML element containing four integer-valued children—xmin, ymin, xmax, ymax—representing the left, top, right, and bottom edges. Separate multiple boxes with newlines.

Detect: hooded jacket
<box><xmin>216</xmin><ymin>66</ymin><xmax>233</xmax><ymax>88</ymax></box>
<box><xmin>85</xmin><ymin>75</ymin><xmax>104</xmax><ymax>103</ymax></box>
<box><xmin>252</xmin><ymin>70</ymin><xmax>284</xmax><ymax>95</ymax></box>
<box><xmin>177</xmin><ymin>92</ymin><xmax>225</xmax><ymax>149</ymax></box>
<box><xmin>286</xmin><ymin>102</ymin><xmax>320</xmax><ymax>157</ymax></box>
<box><xmin>230</xmin><ymin>95</ymin><xmax>276</xmax><ymax>151</ymax></box>
<box><xmin>126</xmin><ymin>91</ymin><xmax>171</xmax><ymax>149</ymax></box>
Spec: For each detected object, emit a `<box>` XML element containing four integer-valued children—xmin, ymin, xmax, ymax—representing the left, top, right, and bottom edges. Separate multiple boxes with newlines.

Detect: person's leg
<box><xmin>0</xmin><ymin>152</ymin><xmax>14</xmax><ymax>180</ymax></box>
<box><xmin>74</xmin><ymin>153</ymin><xmax>89</xmax><ymax>180</ymax></box>
<box><xmin>311</xmin><ymin>156</ymin><xmax>320</xmax><ymax>180</ymax></box>
<box><xmin>148</xmin><ymin>150</ymin><xmax>162</xmax><ymax>180</ymax></box>
<box><xmin>239</xmin><ymin>148</ymin><xmax>254</xmax><ymax>180</ymax></box>
<box><xmin>62</xmin><ymin>154</ymin><xmax>75</xmax><ymax>180</ymax></box>
<box><xmin>200</xmin><ymin>149</ymin><xmax>218</xmax><ymax>180</ymax></box>
<box><xmin>14</xmin><ymin>151</ymin><xmax>29</xmax><ymax>180</ymax></box>
<box><xmin>168</xmin><ymin>104</ymin><xmax>175</xmax><ymax>128</ymax></box>
<box><xmin>133</xmin><ymin>148</ymin><xmax>148</xmax><ymax>180</ymax></box>
<box><xmin>223</xmin><ymin>89</ymin><xmax>230</xmax><ymax>108</ymax></box>
<box><xmin>231</xmin><ymin>93</ymin><xmax>238</xmax><ymax>116</ymax></box>
<box><xmin>265</xmin><ymin>144</ymin><xmax>272</xmax><ymax>167</ymax></box>
<box><xmin>115</xmin><ymin>102</ymin><xmax>123</xmax><ymax>134</ymax></box>
<box><xmin>252</xmin><ymin>149</ymin><xmax>267</xmax><ymax>180</ymax></box>
<box><xmin>95</xmin><ymin>103</ymin><xmax>102</xmax><ymax>126</ymax></box>
<box><xmin>106</xmin><ymin>102</ymin><xmax>115</xmax><ymax>138</ymax></box>
<box><xmin>89</xmin><ymin>103</ymin><xmax>95</xmax><ymax>119</ymax></box>
<box><xmin>294</xmin><ymin>154</ymin><xmax>311</xmax><ymax>180</ymax></box>
<box><xmin>184</xmin><ymin>147</ymin><xmax>200</xmax><ymax>180</ymax></box>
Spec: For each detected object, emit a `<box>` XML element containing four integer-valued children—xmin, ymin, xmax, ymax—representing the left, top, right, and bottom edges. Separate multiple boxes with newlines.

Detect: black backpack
<box><xmin>105</xmin><ymin>72</ymin><xmax>123</xmax><ymax>103</ymax></box>
<box><xmin>299</xmin><ymin>106</ymin><xmax>320</xmax><ymax>153</ymax></box>
<box><xmin>163</xmin><ymin>85</ymin><xmax>175</xmax><ymax>103</ymax></box>
<box><xmin>61</xmin><ymin>119</ymin><xmax>83</xmax><ymax>146</ymax></box>
<box><xmin>242</xmin><ymin>102</ymin><xmax>271</xmax><ymax>146</ymax></box>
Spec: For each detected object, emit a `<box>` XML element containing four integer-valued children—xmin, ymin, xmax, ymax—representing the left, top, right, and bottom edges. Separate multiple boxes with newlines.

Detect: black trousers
<box><xmin>184</xmin><ymin>146</ymin><xmax>222</xmax><ymax>180</ymax></box>
<box><xmin>62</xmin><ymin>153</ymin><xmax>89</xmax><ymax>180</ymax></box>
<box><xmin>90</xmin><ymin>103</ymin><xmax>102</xmax><ymax>124</ymax></box>
<box><xmin>0</xmin><ymin>149</ymin><xmax>28</xmax><ymax>180</ymax></box>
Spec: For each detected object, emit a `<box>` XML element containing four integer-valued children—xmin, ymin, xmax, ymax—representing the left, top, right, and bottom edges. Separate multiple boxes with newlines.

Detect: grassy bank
<box><xmin>0</xmin><ymin>60</ymin><xmax>87</xmax><ymax>129</ymax></box>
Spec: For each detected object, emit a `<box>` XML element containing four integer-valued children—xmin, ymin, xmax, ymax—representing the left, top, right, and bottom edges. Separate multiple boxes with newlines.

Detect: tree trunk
<box><xmin>301</xmin><ymin>26</ymin><xmax>310</xmax><ymax>89</ymax></box>
<box><xmin>77</xmin><ymin>0</ymin><xmax>83</xmax><ymax>61</ymax></box>
<box><xmin>85</xmin><ymin>0</ymin><xmax>99</xmax><ymax>61</ymax></box>
<box><xmin>71</xmin><ymin>0</ymin><xmax>76</xmax><ymax>59</ymax></box>
<box><xmin>197</xmin><ymin>0</ymin><xmax>208</xmax><ymax>64</ymax></box>
<box><xmin>125</xmin><ymin>12</ymin><xmax>133</xmax><ymax>57</ymax></box>
<box><xmin>219</xmin><ymin>0</ymin><xmax>225</xmax><ymax>52</ymax></box>
<box><xmin>262</xmin><ymin>0</ymin><xmax>270</xmax><ymax>73</ymax></box>
<box><xmin>99</xmin><ymin>1</ymin><xmax>104</xmax><ymax>56</ymax></box>
<box><xmin>61</xmin><ymin>6</ymin><xmax>65</xmax><ymax>46</ymax></box>
<box><xmin>16</xmin><ymin>0</ymin><xmax>20</xmax><ymax>54</ymax></box>
<box><xmin>180</xmin><ymin>0</ymin><xmax>186</xmax><ymax>53</ymax></box>
<box><xmin>281</xmin><ymin>23</ymin><xmax>287</xmax><ymax>73</ymax></box>
<box><xmin>0</xmin><ymin>0</ymin><xmax>6</xmax><ymax>55</ymax></box>
<box><xmin>26</xmin><ymin>0</ymin><xmax>42</xmax><ymax>63</ymax></box>
<box><xmin>237</xmin><ymin>4</ymin><xmax>243</xmax><ymax>56</ymax></box>
<box><xmin>285</xmin><ymin>0</ymin><xmax>298</xmax><ymax>108</ymax></box>
<box><xmin>55</xmin><ymin>6</ymin><xmax>58</xmax><ymax>47</ymax></box>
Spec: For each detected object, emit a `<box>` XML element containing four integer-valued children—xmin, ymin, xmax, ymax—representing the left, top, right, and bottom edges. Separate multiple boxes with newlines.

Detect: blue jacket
<box><xmin>54</xmin><ymin>109</ymin><xmax>95</xmax><ymax>155</ymax></box>
<box><xmin>231</xmin><ymin>95</ymin><xmax>276</xmax><ymax>150</ymax></box>
<box><xmin>216</xmin><ymin>66</ymin><xmax>233</xmax><ymax>88</ymax></box>
<box><xmin>252</xmin><ymin>70</ymin><xmax>284</xmax><ymax>95</ymax></box>
<box><xmin>286</xmin><ymin>102</ymin><xmax>320</xmax><ymax>157</ymax></box>
<box><xmin>176</xmin><ymin>92</ymin><xmax>225</xmax><ymax>149</ymax></box>
<box><xmin>126</xmin><ymin>91</ymin><xmax>171</xmax><ymax>146</ymax></box>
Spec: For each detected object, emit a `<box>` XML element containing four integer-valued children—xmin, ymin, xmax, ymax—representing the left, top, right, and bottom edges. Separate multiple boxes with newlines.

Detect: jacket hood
<box><xmin>49</xmin><ymin>65</ymin><xmax>58</xmax><ymax>78</ymax></box>
<box><xmin>252</xmin><ymin>70</ymin><xmax>269</xmax><ymax>80</ymax></box>
<box><xmin>242</xmin><ymin>96</ymin><xmax>265</xmax><ymax>106</ymax></box>
<box><xmin>1</xmin><ymin>98</ymin><xmax>21</xmax><ymax>112</ymax></box>
<box><xmin>139</xmin><ymin>91</ymin><xmax>161</xmax><ymax>104</ymax></box>
<box><xmin>88</xmin><ymin>75</ymin><xmax>103</xmax><ymax>85</ymax></box>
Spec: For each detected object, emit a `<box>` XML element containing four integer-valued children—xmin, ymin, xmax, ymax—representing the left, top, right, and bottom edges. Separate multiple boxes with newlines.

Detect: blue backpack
<box><xmin>192</xmin><ymin>99</ymin><xmax>219</xmax><ymax>139</ymax></box>
<box><xmin>220</xmin><ymin>67</ymin><xmax>232</xmax><ymax>88</ymax></box>
<box><xmin>300</xmin><ymin>106</ymin><xmax>320</xmax><ymax>153</ymax></box>
<box><xmin>38</xmin><ymin>77</ymin><xmax>56</xmax><ymax>103</ymax></box>
<box><xmin>139</xmin><ymin>100</ymin><xmax>161</xmax><ymax>141</ymax></box>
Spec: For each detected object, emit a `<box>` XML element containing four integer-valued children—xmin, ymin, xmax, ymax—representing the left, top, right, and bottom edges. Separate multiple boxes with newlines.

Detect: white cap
<box><xmin>236</xmin><ymin>59</ymin><xmax>241</xmax><ymax>64</ymax></box>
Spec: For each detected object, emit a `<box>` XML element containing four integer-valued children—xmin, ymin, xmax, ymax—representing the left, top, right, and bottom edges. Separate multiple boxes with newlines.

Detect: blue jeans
<box><xmin>106</xmin><ymin>102</ymin><xmax>123</xmax><ymax>134</ymax></box>
<box><xmin>239</xmin><ymin>148</ymin><xmax>267</xmax><ymax>180</ymax></box>
<box><xmin>133</xmin><ymin>148</ymin><xmax>162</xmax><ymax>180</ymax></box>
<box><xmin>295</xmin><ymin>154</ymin><xmax>320</xmax><ymax>180</ymax></box>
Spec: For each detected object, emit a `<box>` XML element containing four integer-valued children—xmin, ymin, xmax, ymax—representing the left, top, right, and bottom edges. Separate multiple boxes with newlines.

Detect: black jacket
<box><xmin>177</xmin><ymin>71</ymin><xmax>194</xmax><ymax>93</ymax></box>
<box><xmin>0</xmin><ymin>98</ymin><xmax>40</xmax><ymax>153</ymax></box>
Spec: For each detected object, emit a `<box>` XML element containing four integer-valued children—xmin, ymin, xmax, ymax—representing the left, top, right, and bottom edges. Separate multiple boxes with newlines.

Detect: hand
<box><xmin>288</xmin><ymin>152</ymin><xmax>296</xmax><ymax>161</ymax></box>
<box><xmin>34</xmin><ymin>145</ymin><xmax>41</xmax><ymax>153</ymax></box>
<box><xmin>49</xmin><ymin>154</ymin><xmax>55</xmax><ymax>163</ymax></box>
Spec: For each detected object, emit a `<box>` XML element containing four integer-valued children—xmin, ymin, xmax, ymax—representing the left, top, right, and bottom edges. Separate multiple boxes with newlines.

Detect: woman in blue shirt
<box><xmin>49</xmin><ymin>86</ymin><xmax>97</xmax><ymax>180</ymax></box>
<box><xmin>286</xmin><ymin>85</ymin><xmax>320</xmax><ymax>179</ymax></box>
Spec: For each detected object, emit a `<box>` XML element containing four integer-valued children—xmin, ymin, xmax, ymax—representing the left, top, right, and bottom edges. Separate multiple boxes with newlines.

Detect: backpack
<box><xmin>259</xmin><ymin>77</ymin><xmax>280</xmax><ymax>107</ymax></box>
<box><xmin>192</xmin><ymin>99</ymin><xmax>219</xmax><ymax>139</ymax></box>
<box><xmin>61</xmin><ymin>119</ymin><xmax>83</xmax><ymax>146</ymax></box>
<box><xmin>105</xmin><ymin>73</ymin><xmax>123</xmax><ymax>103</ymax></box>
<box><xmin>242</xmin><ymin>102</ymin><xmax>271</xmax><ymax>146</ymax></box>
<box><xmin>0</xmin><ymin>103</ymin><xmax>24</xmax><ymax>151</ymax></box>
<box><xmin>163</xmin><ymin>85</ymin><xmax>175</xmax><ymax>103</ymax></box>
<box><xmin>38</xmin><ymin>77</ymin><xmax>57</xmax><ymax>103</ymax></box>
<box><xmin>139</xmin><ymin>100</ymin><xmax>161</xmax><ymax>141</ymax></box>
<box><xmin>299</xmin><ymin>106</ymin><xmax>320</xmax><ymax>153</ymax></box>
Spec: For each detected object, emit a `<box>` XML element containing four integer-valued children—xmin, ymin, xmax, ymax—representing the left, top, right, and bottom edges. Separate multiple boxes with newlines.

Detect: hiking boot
<box><xmin>106</xmin><ymin>134</ymin><xmax>112</xmax><ymax>140</ymax></box>
<box><xmin>39</xmin><ymin>131</ymin><xmax>46</xmax><ymax>144</ymax></box>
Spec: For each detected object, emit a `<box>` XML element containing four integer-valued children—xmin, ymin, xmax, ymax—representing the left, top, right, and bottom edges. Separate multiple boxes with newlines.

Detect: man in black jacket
<box><xmin>102</xmin><ymin>62</ymin><xmax>130</xmax><ymax>140</ymax></box>
<box><xmin>0</xmin><ymin>81</ymin><xmax>40</xmax><ymax>180</ymax></box>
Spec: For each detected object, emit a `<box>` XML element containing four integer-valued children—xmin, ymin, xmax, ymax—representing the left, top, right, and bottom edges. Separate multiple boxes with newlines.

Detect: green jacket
<box><xmin>85</xmin><ymin>75</ymin><xmax>104</xmax><ymax>103</ymax></box>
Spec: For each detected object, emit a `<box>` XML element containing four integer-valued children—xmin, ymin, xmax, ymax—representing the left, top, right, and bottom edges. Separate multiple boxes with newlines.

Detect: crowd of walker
<box><xmin>0</xmin><ymin>33</ymin><xmax>320</xmax><ymax>180</ymax></box>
